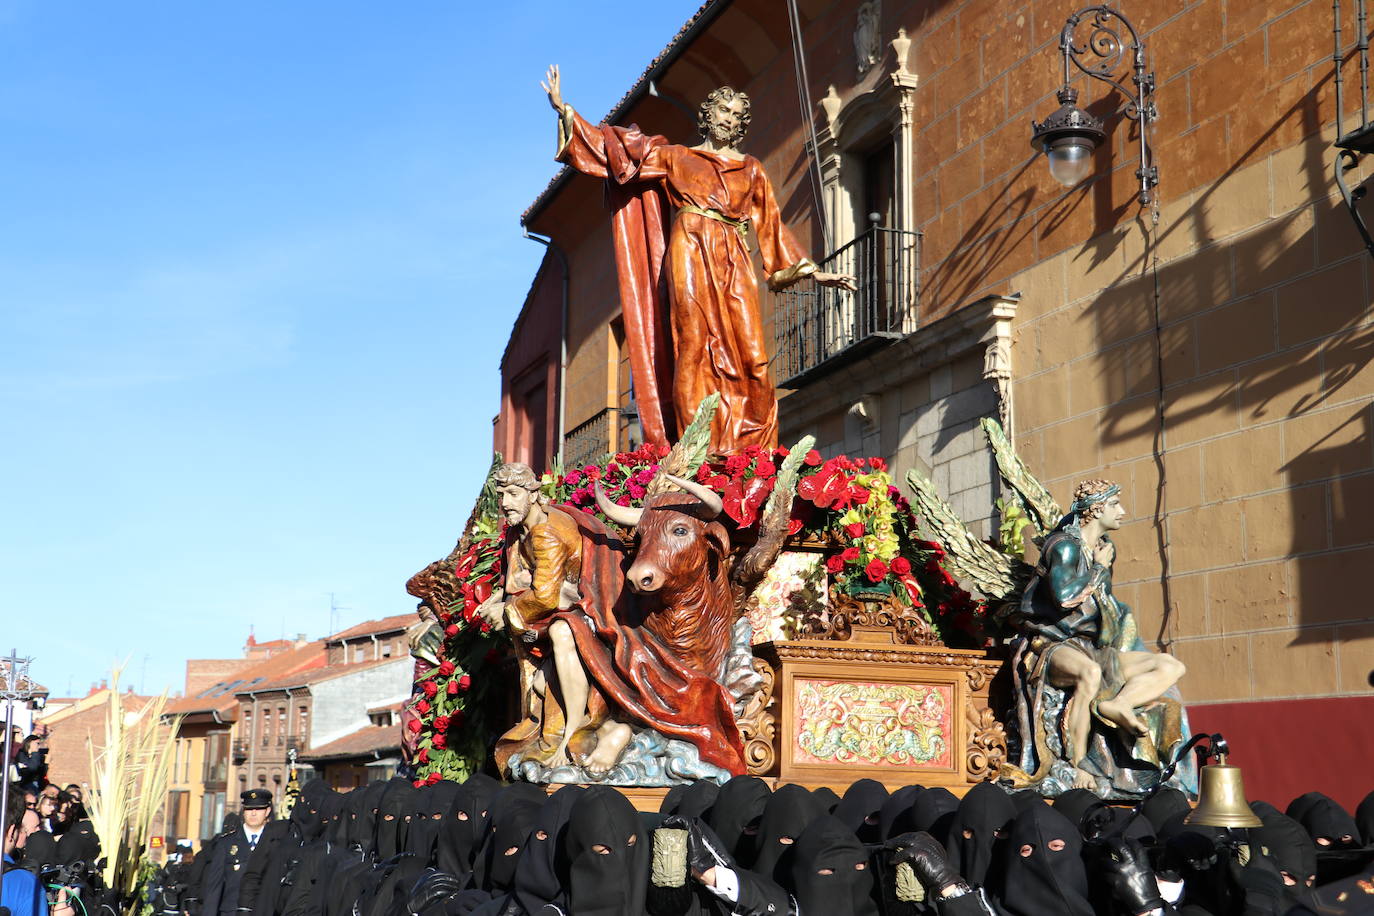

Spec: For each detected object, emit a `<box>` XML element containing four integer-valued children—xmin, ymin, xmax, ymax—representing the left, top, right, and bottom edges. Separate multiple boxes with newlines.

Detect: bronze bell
<box><xmin>1185</xmin><ymin>754</ymin><xmax>1263</xmax><ymax>828</ymax></box>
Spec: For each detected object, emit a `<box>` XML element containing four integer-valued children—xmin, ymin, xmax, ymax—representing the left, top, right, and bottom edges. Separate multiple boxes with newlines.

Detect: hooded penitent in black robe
<box><xmin>751</xmin><ymin>784</ymin><xmax>828</xmax><ymax>888</ymax></box>
<box><xmin>989</xmin><ymin>800</ymin><xmax>1094</xmax><ymax>916</ymax></box>
<box><xmin>946</xmin><ymin>782</ymin><xmax>1016</xmax><ymax>889</ymax></box>
<box><xmin>788</xmin><ymin>815</ymin><xmax>878</xmax><ymax>916</ymax></box>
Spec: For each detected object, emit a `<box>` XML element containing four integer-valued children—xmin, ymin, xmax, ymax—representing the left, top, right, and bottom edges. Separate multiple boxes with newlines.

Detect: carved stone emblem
<box><xmin>855</xmin><ymin>1</ymin><xmax>882</xmax><ymax>76</ymax></box>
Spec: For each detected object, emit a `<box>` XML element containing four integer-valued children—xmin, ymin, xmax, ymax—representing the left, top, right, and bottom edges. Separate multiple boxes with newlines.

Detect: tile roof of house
<box><xmin>165</xmin><ymin>641</ymin><xmax>327</xmax><ymax>716</ymax></box>
<box><xmin>299</xmin><ymin>724</ymin><xmax>400</xmax><ymax>761</ymax></box>
<box><xmin>325</xmin><ymin>614</ymin><xmax>415</xmax><ymax>643</ymax></box>
<box><xmin>234</xmin><ymin>656</ymin><xmax>406</xmax><ymax>695</ymax></box>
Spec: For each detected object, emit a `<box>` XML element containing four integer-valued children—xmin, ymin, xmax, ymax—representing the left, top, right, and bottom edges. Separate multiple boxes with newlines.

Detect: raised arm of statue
<box><xmin>545</xmin><ymin>64</ymin><xmax>668</xmax><ymax>184</ymax></box>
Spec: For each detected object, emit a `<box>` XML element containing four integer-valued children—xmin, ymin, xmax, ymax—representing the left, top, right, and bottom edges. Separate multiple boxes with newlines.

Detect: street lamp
<box><xmin>0</xmin><ymin>648</ymin><xmax>38</xmax><ymax>906</ymax></box>
<box><xmin>1030</xmin><ymin>4</ymin><xmax>1159</xmax><ymax>205</ymax></box>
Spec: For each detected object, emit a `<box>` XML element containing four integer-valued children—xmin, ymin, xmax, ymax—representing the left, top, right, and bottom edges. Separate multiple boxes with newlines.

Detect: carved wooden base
<box><xmin>747</xmin><ymin>624</ymin><xmax>1007</xmax><ymax>793</ymax></box>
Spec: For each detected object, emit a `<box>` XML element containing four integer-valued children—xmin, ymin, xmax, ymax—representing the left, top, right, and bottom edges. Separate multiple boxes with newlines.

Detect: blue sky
<box><xmin>0</xmin><ymin>1</ymin><xmax>699</xmax><ymax>697</ymax></box>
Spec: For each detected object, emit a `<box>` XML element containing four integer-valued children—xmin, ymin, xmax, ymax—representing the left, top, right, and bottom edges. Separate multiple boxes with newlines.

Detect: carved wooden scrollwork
<box><xmin>801</xmin><ymin>593</ymin><xmax>943</xmax><ymax>647</ymax></box>
<box><xmin>965</xmin><ymin>704</ymin><xmax>1008</xmax><ymax>782</ymax></box>
<box><xmin>737</xmin><ymin>657</ymin><xmax>778</xmax><ymax>775</ymax></box>
<box><xmin>965</xmin><ymin>664</ymin><xmax>991</xmax><ymax>692</ymax></box>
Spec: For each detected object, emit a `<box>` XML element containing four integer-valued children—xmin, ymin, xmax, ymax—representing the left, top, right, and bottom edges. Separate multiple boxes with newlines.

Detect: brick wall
<box><xmin>512</xmin><ymin>0</ymin><xmax>1373</xmax><ymax>726</ymax></box>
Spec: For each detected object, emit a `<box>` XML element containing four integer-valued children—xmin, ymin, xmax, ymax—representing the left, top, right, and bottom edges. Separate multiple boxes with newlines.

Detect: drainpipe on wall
<box><xmin>523</xmin><ymin>230</ymin><xmax>569</xmax><ymax>469</ymax></box>
<box><xmin>369</xmin><ymin>633</ymin><xmax>379</xmax><ymax>661</ymax></box>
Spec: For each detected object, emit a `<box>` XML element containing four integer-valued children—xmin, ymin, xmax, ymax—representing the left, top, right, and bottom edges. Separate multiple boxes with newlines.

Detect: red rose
<box><xmin>426</xmin><ymin>771</ymin><xmax>443</xmax><ymax>785</ymax></box>
<box><xmin>891</xmin><ymin>556</ymin><xmax>912</xmax><ymax>576</ymax></box>
<box><xmin>865</xmin><ymin>558</ymin><xmax>888</xmax><ymax>583</ymax></box>
<box><xmin>446</xmin><ymin>680</ymin><xmax>459</xmax><ymax>696</ymax></box>
<box><xmin>804</xmin><ymin>449</ymin><xmax>822</xmax><ymax>466</ymax></box>
<box><xmin>479</xmin><ymin>621</ymin><xmax>492</xmax><ymax>634</ymax></box>
<box><xmin>433</xmin><ymin>733</ymin><xmax>448</xmax><ymax>749</ymax></box>
<box><xmin>444</xmin><ymin>624</ymin><xmax>459</xmax><ymax>637</ymax></box>
<box><xmin>868</xmin><ymin>457</ymin><xmax>888</xmax><ymax>472</ymax></box>
<box><xmin>413</xmin><ymin>778</ymin><xmax>426</xmax><ymax>788</ymax></box>
<box><xmin>439</xmin><ymin>611</ymin><xmax>452</xmax><ymax>624</ymax></box>
<box><xmin>841</xmin><ymin>547</ymin><xmax>860</xmax><ymax>563</ymax></box>
<box><xmin>417</xmin><ymin>748</ymin><xmax>430</xmax><ymax>764</ymax></box>
<box><xmin>457</xmin><ymin>674</ymin><xmax>472</xmax><ymax>692</ymax></box>
<box><xmin>754</xmin><ymin>460</ymin><xmax>775</xmax><ymax>478</ymax></box>
<box><xmin>850</xmin><ymin>485</ymin><xmax>871</xmax><ymax>504</ymax></box>
<box><xmin>450</xmin><ymin>709</ymin><xmax>466</xmax><ymax>728</ymax></box>
<box><xmin>438</xmin><ymin>660</ymin><xmax>456</xmax><ymax>677</ymax></box>
<box><xmin>845</xmin><ymin>522</ymin><xmax>866</xmax><ymax>539</ymax></box>
<box><xmin>406</xmin><ymin>718</ymin><xmax>422</xmax><ymax>733</ymax></box>
<box><xmin>421</xmin><ymin>680</ymin><xmax>438</xmax><ymax>698</ymax></box>
<box><xmin>825</xmin><ymin>554</ymin><xmax>845</xmax><ymax>574</ymax></box>
<box><xmin>787</xmin><ymin>518</ymin><xmax>804</xmax><ymax>535</ymax></box>
<box><xmin>434</xmin><ymin>715</ymin><xmax>450</xmax><ymax>732</ymax></box>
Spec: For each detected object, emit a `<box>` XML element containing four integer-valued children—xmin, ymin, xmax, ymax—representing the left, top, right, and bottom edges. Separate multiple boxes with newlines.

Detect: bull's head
<box><xmin>595</xmin><ymin>474</ymin><xmax>732</xmax><ymax>594</ymax></box>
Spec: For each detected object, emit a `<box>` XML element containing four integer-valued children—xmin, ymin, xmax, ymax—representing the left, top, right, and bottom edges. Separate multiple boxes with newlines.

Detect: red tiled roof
<box><xmin>300</xmin><ymin>724</ymin><xmax>400</xmax><ymax>761</ymax></box>
<box><xmin>325</xmin><ymin>614</ymin><xmax>414</xmax><ymax>643</ymax></box>
<box><xmin>164</xmin><ymin>641</ymin><xmax>327</xmax><ymax>716</ymax></box>
<box><xmin>234</xmin><ymin>656</ymin><xmax>404</xmax><ymax>695</ymax></box>
<box><xmin>366</xmin><ymin>701</ymin><xmax>404</xmax><ymax>716</ymax></box>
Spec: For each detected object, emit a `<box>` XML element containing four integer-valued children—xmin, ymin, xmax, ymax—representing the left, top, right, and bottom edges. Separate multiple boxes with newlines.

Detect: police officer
<box><xmin>201</xmin><ymin>790</ymin><xmax>274</xmax><ymax>916</ymax></box>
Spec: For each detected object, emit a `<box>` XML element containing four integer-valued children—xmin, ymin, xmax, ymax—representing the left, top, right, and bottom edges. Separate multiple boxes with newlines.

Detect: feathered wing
<box><xmin>904</xmin><ymin>468</ymin><xmax>1020</xmax><ymax>600</ymax></box>
<box><xmin>981</xmin><ymin>418</ymin><xmax>1061</xmax><ymax>540</ymax></box>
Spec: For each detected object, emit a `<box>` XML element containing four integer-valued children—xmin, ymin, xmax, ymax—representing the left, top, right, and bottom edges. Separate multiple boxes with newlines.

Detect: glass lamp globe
<box><xmin>1046</xmin><ymin>137</ymin><xmax>1096</xmax><ymax>187</ymax></box>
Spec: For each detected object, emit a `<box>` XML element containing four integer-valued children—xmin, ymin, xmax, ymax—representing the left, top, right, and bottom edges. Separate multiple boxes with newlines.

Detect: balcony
<box><xmin>231</xmin><ymin>740</ymin><xmax>249</xmax><ymax>764</ymax></box>
<box><xmin>771</xmin><ymin>227</ymin><xmax>921</xmax><ymax>389</ymax></box>
<box><xmin>563</xmin><ymin>406</ymin><xmax>637</xmax><ymax>468</ymax></box>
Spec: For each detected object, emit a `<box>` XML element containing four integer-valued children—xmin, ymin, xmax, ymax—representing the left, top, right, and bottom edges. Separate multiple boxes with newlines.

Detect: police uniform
<box><xmin>202</xmin><ymin>790</ymin><xmax>274</xmax><ymax>916</ymax></box>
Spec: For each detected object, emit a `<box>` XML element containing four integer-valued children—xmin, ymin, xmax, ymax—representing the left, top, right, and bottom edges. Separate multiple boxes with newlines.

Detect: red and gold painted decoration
<box><xmin>793</xmin><ymin>679</ymin><xmax>953</xmax><ymax>769</ymax></box>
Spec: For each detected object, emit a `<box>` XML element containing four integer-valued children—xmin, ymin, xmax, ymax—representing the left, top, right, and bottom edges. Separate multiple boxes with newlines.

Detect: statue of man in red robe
<box><xmin>543</xmin><ymin>66</ymin><xmax>854</xmax><ymax>454</ymax></box>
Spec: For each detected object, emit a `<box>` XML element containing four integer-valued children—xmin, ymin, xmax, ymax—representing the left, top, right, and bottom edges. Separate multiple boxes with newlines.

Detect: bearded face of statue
<box><xmin>499</xmin><ymin>482</ymin><xmax>542</xmax><ymax>530</ymax></box>
<box><xmin>699</xmin><ymin>91</ymin><xmax>749</xmax><ymax>147</ymax></box>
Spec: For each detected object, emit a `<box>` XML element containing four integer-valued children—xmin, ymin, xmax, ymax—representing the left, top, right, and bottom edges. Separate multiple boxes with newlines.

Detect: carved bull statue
<box><xmin>595</xmin><ymin>473</ymin><xmax>787</xmax><ymax>680</ymax></box>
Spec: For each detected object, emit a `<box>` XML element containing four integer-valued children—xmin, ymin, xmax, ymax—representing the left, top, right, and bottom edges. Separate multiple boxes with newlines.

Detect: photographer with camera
<box><xmin>3</xmin><ymin>790</ymin><xmax>75</xmax><ymax>916</ymax></box>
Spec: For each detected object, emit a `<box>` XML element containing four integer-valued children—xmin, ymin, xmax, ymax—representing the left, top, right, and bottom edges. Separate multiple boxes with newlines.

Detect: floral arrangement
<box><xmin>409</xmin><ymin>536</ymin><xmax>505</xmax><ymax>785</ymax></box>
<box><xmin>410</xmin><ymin>441</ymin><xmax>988</xmax><ymax>780</ymax></box>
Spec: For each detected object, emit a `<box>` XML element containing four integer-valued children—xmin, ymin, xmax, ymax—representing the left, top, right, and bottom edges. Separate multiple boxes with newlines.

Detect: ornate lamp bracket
<box><xmin>1031</xmin><ymin>4</ymin><xmax>1159</xmax><ymax>208</ymax></box>
<box><xmin>1331</xmin><ymin>0</ymin><xmax>1374</xmax><ymax>262</ymax></box>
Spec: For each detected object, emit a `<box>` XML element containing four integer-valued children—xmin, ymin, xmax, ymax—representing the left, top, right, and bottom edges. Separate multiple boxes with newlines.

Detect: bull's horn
<box><xmin>662</xmin><ymin>473</ymin><xmax>723</xmax><ymax>520</ymax></box>
<box><xmin>594</xmin><ymin>481</ymin><xmax>643</xmax><ymax>529</ymax></box>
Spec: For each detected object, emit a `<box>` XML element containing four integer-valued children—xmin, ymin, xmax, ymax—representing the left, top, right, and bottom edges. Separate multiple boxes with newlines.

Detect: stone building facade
<box><xmin>499</xmin><ymin>0</ymin><xmax>1374</xmax><ymax>806</ymax></box>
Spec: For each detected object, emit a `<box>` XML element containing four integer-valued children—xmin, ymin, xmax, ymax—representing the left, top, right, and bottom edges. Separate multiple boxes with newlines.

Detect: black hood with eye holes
<box><xmin>947</xmin><ymin>781</ymin><xmax>1017</xmax><ymax>888</ymax></box>
<box><xmin>470</xmin><ymin>783</ymin><xmax>545</xmax><ymax>893</ymax></box>
<box><xmin>565</xmin><ymin>785</ymin><xmax>648</xmax><ymax>916</ymax></box>
<box><xmin>992</xmin><ymin>799</ymin><xmax>1093</xmax><ymax>916</ymax></box>
<box><xmin>435</xmin><ymin>774</ymin><xmax>500</xmax><ymax>880</ymax></box>
<box><xmin>706</xmin><ymin>775</ymin><xmax>771</xmax><ymax>866</ymax></box>
<box><xmin>752</xmin><ymin>784</ymin><xmax>828</xmax><ymax>886</ymax></box>
<box><xmin>508</xmin><ymin>785</ymin><xmax>584</xmax><ymax>916</ymax></box>
<box><xmin>833</xmin><ymin>779</ymin><xmax>889</xmax><ymax>844</ymax></box>
<box><xmin>788</xmin><ymin>814</ymin><xmax>877</xmax><ymax>916</ymax></box>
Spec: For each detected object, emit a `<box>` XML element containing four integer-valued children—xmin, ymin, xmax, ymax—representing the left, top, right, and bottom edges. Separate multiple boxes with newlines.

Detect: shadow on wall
<box><xmin>936</xmin><ymin>62</ymin><xmax>1374</xmax><ymax>661</ymax></box>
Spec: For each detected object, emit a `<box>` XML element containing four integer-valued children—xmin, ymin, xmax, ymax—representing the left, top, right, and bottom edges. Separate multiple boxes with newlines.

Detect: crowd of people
<box><xmin>4</xmin><ymin>726</ymin><xmax>106</xmax><ymax>916</ymax></box>
<box><xmin>148</xmin><ymin>774</ymin><xmax>1374</xmax><ymax>916</ymax></box>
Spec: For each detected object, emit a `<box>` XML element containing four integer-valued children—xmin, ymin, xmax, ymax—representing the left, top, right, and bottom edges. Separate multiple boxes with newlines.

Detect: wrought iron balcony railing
<box><xmin>771</xmin><ymin>226</ymin><xmax>921</xmax><ymax>388</ymax></box>
<box><xmin>563</xmin><ymin>406</ymin><xmax>638</xmax><ymax>468</ymax></box>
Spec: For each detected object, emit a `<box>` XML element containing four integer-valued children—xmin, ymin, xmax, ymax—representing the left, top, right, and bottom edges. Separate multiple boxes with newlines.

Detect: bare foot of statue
<box><xmin>582</xmin><ymin>722</ymin><xmax>633</xmax><ymax>778</ymax></box>
<box><xmin>1097</xmin><ymin>698</ymin><xmax>1149</xmax><ymax>737</ymax></box>
<box><xmin>1072</xmin><ymin>766</ymin><xmax>1098</xmax><ymax>790</ymax></box>
<box><xmin>547</xmin><ymin>741</ymin><xmax>572</xmax><ymax>768</ymax></box>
